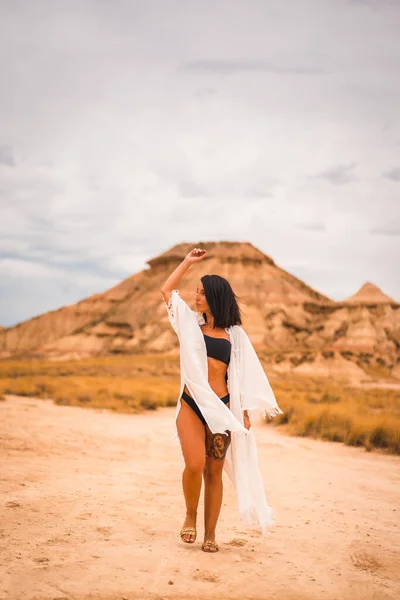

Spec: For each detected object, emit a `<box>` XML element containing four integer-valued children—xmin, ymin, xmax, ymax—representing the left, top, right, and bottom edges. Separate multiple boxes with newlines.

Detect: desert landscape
<box><xmin>1</xmin><ymin>242</ymin><xmax>399</xmax><ymax>454</ymax></box>
<box><xmin>1</xmin><ymin>395</ymin><xmax>399</xmax><ymax>600</ymax></box>
<box><xmin>2</xmin><ymin>0</ymin><xmax>400</xmax><ymax>594</ymax></box>
<box><xmin>1</xmin><ymin>243</ymin><xmax>399</xmax><ymax>372</ymax></box>
<box><xmin>1</xmin><ymin>241</ymin><xmax>400</xmax><ymax>600</ymax></box>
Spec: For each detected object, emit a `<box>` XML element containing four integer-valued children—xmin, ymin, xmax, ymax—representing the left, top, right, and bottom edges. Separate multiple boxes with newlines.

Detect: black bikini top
<box><xmin>203</xmin><ymin>333</ymin><xmax>231</xmax><ymax>366</ymax></box>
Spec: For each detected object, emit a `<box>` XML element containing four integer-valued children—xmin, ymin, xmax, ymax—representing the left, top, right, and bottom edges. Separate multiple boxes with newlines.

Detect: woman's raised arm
<box><xmin>160</xmin><ymin>247</ymin><xmax>207</xmax><ymax>303</ymax></box>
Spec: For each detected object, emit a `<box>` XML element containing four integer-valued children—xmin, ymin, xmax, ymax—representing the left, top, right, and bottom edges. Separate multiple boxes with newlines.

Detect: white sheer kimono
<box><xmin>165</xmin><ymin>289</ymin><xmax>283</xmax><ymax>535</ymax></box>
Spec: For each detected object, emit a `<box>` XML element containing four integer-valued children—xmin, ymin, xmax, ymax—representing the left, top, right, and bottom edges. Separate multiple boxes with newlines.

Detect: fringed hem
<box><xmin>243</xmin><ymin>403</ymin><xmax>284</xmax><ymax>420</ymax></box>
<box><xmin>238</xmin><ymin>505</ymin><xmax>277</xmax><ymax>536</ymax></box>
<box><xmin>261</xmin><ymin>406</ymin><xmax>284</xmax><ymax>420</ymax></box>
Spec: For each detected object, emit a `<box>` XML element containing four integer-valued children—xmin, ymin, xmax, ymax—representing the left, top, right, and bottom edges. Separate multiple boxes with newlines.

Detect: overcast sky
<box><xmin>1</xmin><ymin>0</ymin><xmax>399</xmax><ymax>327</ymax></box>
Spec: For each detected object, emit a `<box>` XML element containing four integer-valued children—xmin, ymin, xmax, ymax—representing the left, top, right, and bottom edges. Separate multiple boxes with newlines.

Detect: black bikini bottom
<box><xmin>181</xmin><ymin>389</ymin><xmax>230</xmax><ymax>427</ymax></box>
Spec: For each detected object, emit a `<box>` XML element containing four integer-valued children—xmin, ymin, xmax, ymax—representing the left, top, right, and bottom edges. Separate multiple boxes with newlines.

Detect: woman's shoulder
<box><xmin>230</xmin><ymin>324</ymin><xmax>245</xmax><ymax>335</ymax></box>
<box><xmin>228</xmin><ymin>324</ymin><xmax>244</xmax><ymax>340</ymax></box>
<box><xmin>230</xmin><ymin>325</ymin><xmax>251</xmax><ymax>346</ymax></box>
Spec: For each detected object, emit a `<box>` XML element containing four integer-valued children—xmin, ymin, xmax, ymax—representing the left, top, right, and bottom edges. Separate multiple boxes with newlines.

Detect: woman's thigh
<box><xmin>204</xmin><ymin>401</ymin><xmax>231</xmax><ymax>462</ymax></box>
<box><xmin>205</xmin><ymin>425</ymin><xmax>231</xmax><ymax>462</ymax></box>
<box><xmin>176</xmin><ymin>399</ymin><xmax>206</xmax><ymax>472</ymax></box>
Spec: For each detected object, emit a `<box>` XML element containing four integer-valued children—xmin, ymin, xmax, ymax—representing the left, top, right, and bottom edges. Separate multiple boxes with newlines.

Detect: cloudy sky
<box><xmin>1</xmin><ymin>0</ymin><xmax>399</xmax><ymax>327</ymax></box>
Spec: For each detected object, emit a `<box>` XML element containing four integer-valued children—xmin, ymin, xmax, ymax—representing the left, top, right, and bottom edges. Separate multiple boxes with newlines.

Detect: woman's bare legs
<box><xmin>203</xmin><ymin>425</ymin><xmax>231</xmax><ymax>551</ymax></box>
<box><xmin>176</xmin><ymin>399</ymin><xmax>206</xmax><ymax>542</ymax></box>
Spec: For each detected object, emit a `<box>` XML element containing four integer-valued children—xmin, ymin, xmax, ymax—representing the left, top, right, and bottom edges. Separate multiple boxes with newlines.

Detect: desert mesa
<box><xmin>0</xmin><ymin>241</ymin><xmax>399</xmax><ymax>384</ymax></box>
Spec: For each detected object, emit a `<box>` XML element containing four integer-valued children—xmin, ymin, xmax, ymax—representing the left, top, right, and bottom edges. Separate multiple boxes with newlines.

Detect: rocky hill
<box><xmin>0</xmin><ymin>241</ymin><xmax>399</xmax><ymax>382</ymax></box>
<box><xmin>344</xmin><ymin>282</ymin><xmax>398</xmax><ymax>306</ymax></box>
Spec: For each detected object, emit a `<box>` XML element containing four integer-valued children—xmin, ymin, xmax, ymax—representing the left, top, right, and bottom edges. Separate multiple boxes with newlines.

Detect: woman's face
<box><xmin>195</xmin><ymin>282</ymin><xmax>209</xmax><ymax>313</ymax></box>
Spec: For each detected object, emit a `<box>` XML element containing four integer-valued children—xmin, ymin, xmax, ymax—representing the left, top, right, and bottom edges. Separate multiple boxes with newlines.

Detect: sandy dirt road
<box><xmin>0</xmin><ymin>395</ymin><xmax>399</xmax><ymax>600</ymax></box>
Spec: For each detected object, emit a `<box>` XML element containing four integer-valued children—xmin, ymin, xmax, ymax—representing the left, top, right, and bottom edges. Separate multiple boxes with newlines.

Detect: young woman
<box><xmin>161</xmin><ymin>247</ymin><xmax>283</xmax><ymax>553</ymax></box>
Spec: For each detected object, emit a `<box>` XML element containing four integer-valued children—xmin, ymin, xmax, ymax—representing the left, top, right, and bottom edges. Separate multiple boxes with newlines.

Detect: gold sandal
<box><xmin>201</xmin><ymin>540</ymin><xmax>219</xmax><ymax>553</ymax></box>
<box><xmin>180</xmin><ymin>526</ymin><xmax>197</xmax><ymax>544</ymax></box>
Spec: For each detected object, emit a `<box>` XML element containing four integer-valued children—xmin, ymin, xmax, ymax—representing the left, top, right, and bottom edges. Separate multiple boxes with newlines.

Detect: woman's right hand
<box><xmin>184</xmin><ymin>248</ymin><xmax>207</xmax><ymax>263</ymax></box>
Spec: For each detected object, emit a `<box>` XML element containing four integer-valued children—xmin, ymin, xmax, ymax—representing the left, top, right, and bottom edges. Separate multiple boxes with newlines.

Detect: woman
<box><xmin>161</xmin><ymin>247</ymin><xmax>283</xmax><ymax>553</ymax></box>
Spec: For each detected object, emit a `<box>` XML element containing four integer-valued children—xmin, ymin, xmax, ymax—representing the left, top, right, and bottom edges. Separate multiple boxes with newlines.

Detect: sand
<box><xmin>0</xmin><ymin>395</ymin><xmax>399</xmax><ymax>600</ymax></box>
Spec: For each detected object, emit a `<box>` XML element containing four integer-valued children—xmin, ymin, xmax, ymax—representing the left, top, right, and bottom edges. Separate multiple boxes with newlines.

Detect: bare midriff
<box><xmin>183</xmin><ymin>358</ymin><xmax>229</xmax><ymax>399</ymax></box>
<box><xmin>183</xmin><ymin>325</ymin><xmax>230</xmax><ymax>399</ymax></box>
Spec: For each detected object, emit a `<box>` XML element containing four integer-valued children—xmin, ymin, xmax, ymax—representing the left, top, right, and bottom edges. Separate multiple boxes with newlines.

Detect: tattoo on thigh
<box><xmin>206</xmin><ymin>431</ymin><xmax>231</xmax><ymax>460</ymax></box>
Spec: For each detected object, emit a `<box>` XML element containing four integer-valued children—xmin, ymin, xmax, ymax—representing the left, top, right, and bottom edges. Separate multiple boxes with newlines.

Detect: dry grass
<box><xmin>270</xmin><ymin>379</ymin><xmax>400</xmax><ymax>454</ymax></box>
<box><xmin>0</xmin><ymin>355</ymin><xmax>179</xmax><ymax>413</ymax></box>
<box><xmin>1</xmin><ymin>355</ymin><xmax>399</xmax><ymax>454</ymax></box>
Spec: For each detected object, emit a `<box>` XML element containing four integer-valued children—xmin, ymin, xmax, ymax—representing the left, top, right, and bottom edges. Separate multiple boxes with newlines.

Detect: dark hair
<box><xmin>201</xmin><ymin>274</ymin><xmax>242</xmax><ymax>328</ymax></box>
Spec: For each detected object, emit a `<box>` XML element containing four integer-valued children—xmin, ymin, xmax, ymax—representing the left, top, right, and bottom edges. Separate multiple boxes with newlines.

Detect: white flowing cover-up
<box><xmin>164</xmin><ymin>289</ymin><xmax>283</xmax><ymax>535</ymax></box>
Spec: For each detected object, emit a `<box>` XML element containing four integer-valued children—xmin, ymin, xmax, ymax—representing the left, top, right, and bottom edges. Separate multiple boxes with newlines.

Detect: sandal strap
<box><xmin>180</xmin><ymin>527</ymin><xmax>196</xmax><ymax>536</ymax></box>
<box><xmin>202</xmin><ymin>540</ymin><xmax>219</xmax><ymax>551</ymax></box>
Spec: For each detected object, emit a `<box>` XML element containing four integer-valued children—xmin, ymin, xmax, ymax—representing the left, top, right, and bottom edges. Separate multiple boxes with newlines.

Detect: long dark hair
<box><xmin>201</xmin><ymin>274</ymin><xmax>242</xmax><ymax>328</ymax></box>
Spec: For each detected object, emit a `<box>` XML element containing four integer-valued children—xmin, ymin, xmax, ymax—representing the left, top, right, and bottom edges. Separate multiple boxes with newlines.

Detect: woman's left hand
<box><xmin>243</xmin><ymin>414</ymin><xmax>251</xmax><ymax>430</ymax></box>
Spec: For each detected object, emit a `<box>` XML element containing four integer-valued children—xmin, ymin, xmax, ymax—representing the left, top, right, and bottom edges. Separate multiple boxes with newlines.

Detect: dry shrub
<box><xmin>0</xmin><ymin>356</ymin><xmax>180</xmax><ymax>414</ymax></box>
<box><xmin>1</xmin><ymin>356</ymin><xmax>399</xmax><ymax>455</ymax></box>
<box><xmin>271</xmin><ymin>378</ymin><xmax>400</xmax><ymax>455</ymax></box>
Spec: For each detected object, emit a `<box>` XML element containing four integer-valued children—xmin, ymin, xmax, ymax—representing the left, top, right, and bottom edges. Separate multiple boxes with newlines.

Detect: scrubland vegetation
<box><xmin>271</xmin><ymin>378</ymin><xmax>400</xmax><ymax>454</ymax></box>
<box><xmin>1</xmin><ymin>355</ymin><xmax>399</xmax><ymax>454</ymax></box>
<box><xmin>0</xmin><ymin>355</ymin><xmax>177</xmax><ymax>412</ymax></box>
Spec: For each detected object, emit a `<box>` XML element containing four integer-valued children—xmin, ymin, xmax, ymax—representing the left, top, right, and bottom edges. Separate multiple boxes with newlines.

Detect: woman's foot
<box><xmin>202</xmin><ymin>532</ymin><xmax>219</xmax><ymax>552</ymax></box>
<box><xmin>180</xmin><ymin>515</ymin><xmax>197</xmax><ymax>543</ymax></box>
<box><xmin>202</xmin><ymin>540</ymin><xmax>219</xmax><ymax>553</ymax></box>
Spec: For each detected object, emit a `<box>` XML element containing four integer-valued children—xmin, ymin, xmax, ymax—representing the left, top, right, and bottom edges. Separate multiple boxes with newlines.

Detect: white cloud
<box><xmin>0</xmin><ymin>258</ymin><xmax>59</xmax><ymax>280</ymax></box>
<box><xmin>316</xmin><ymin>163</ymin><xmax>358</xmax><ymax>185</ymax></box>
<box><xmin>382</xmin><ymin>167</ymin><xmax>400</xmax><ymax>181</ymax></box>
